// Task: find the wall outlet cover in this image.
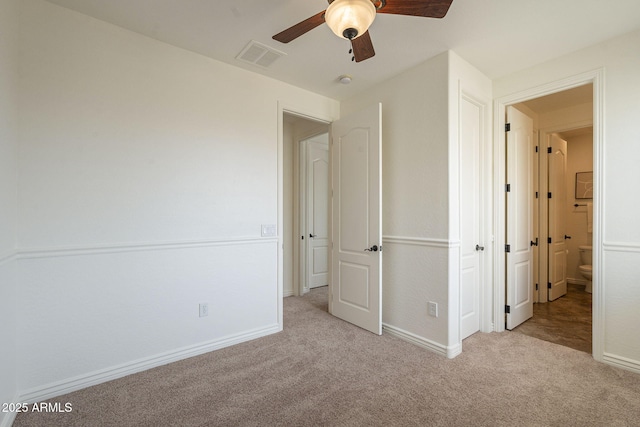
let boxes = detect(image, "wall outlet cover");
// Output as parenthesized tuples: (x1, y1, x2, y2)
(199, 303, 209, 317)
(428, 301, 438, 318)
(261, 224, 276, 237)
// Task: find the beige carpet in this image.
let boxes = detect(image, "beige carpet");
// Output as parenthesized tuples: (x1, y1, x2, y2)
(14, 287, 640, 427)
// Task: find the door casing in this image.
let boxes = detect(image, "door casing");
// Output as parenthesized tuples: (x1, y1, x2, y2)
(493, 69, 604, 360)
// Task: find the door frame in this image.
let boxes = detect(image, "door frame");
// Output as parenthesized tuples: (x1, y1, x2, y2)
(493, 69, 604, 360)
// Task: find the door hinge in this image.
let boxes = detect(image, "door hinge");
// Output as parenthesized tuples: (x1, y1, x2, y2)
(548, 237, 552, 244)
(548, 192, 552, 198)
(505, 244, 511, 253)
(547, 147, 552, 154)
(505, 305, 511, 314)
(505, 123, 511, 132)
(535, 146, 539, 153)
(548, 283, 552, 289)
(505, 184, 511, 192)
(535, 191, 539, 198)
(535, 283, 539, 291)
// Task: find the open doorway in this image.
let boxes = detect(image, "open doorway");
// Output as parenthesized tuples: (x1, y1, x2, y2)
(282, 112, 329, 297)
(280, 104, 383, 335)
(505, 84, 594, 353)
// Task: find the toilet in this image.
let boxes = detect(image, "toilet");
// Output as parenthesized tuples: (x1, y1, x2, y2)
(578, 245, 592, 293)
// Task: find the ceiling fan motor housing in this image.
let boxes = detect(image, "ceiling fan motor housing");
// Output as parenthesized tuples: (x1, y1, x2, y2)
(343, 28, 359, 39)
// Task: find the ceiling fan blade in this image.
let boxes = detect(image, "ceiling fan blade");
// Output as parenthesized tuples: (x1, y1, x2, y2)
(272, 11, 326, 43)
(352, 31, 375, 63)
(377, 0, 454, 18)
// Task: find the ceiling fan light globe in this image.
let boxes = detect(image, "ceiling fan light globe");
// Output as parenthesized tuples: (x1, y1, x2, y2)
(325, 0, 376, 40)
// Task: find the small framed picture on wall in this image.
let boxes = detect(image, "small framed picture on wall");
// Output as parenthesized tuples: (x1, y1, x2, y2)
(575, 171, 593, 199)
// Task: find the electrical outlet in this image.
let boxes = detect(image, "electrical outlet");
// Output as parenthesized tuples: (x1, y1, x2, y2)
(428, 301, 438, 318)
(199, 303, 209, 318)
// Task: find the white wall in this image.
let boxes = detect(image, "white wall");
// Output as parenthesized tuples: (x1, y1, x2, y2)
(0, 0, 19, 424)
(341, 51, 492, 357)
(494, 29, 640, 370)
(15, 0, 338, 399)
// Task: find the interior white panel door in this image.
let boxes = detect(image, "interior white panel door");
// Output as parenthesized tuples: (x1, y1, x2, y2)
(307, 140, 329, 289)
(548, 133, 568, 301)
(460, 96, 483, 340)
(506, 106, 534, 330)
(331, 103, 382, 335)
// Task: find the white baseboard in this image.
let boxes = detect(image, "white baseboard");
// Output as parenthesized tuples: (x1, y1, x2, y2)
(447, 343, 463, 359)
(567, 277, 587, 286)
(602, 353, 640, 375)
(17, 324, 281, 404)
(0, 393, 19, 427)
(382, 323, 458, 358)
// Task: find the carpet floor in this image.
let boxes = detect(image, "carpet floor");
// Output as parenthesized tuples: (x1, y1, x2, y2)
(14, 287, 640, 427)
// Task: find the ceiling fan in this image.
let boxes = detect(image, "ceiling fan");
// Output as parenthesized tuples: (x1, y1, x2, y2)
(272, 0, 454, 62)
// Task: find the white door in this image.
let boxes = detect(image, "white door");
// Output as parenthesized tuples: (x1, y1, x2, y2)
(505, 106, 534, 330)
(548, 133, 568, 301)
(307, 140, 329, 289)
(330, 103, 382, 335)
(460, 96, 483, 340)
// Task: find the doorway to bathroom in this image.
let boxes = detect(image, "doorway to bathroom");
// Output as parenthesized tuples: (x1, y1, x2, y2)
(507, 84, 594, 353)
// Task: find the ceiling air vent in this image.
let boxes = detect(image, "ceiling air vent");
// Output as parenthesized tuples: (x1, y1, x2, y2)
(236, 41, 286, 68)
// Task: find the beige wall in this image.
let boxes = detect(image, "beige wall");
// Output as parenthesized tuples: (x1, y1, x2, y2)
(565, 133, 594, 282)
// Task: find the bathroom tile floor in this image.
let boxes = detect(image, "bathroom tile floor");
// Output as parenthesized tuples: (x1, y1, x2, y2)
(512, 283, 592, 353)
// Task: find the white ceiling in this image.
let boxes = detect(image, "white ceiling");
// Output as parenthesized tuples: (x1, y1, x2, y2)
(44, 0, 640, 101)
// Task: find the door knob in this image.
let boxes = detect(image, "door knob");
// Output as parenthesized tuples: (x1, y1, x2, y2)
(364, 245, 379, 252)
(564, 235, 572, 240)
(530, 238, 538, 247)
(475, 244, 485, 251)
(309, 234, 317, 238)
